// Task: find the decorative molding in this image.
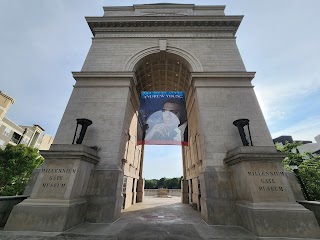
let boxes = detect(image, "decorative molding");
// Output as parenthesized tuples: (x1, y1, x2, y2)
(0, 91, 15, 104)
(224, 152, 285, 166)
(72, 72, 134, 88)
(159, 39, 167, 51)
(86, 18, 242, 36)
(191, 72, 256, 79)
(72, 71, 134, 80)
(138, 11, 189, 16)
(95, 32, 233, 39)
(224, 146, 285, 166)
(123, 46, 203, 72)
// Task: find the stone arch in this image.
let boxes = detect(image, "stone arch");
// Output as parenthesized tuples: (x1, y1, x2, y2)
(123, 45, 203, 72)
(133, 52, 191, 95)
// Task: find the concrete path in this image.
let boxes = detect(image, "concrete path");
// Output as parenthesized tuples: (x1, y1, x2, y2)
(0, 197, 318, 240)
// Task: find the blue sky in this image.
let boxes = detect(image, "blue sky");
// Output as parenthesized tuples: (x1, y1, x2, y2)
(1, 0, 319, 179)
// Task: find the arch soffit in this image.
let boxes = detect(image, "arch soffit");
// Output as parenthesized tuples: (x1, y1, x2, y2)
(124, 46, 204, 72)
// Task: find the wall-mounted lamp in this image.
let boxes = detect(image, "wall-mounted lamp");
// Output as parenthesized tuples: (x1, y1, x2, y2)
(72, 118, 93, 144)
(233, 119, 253, 146)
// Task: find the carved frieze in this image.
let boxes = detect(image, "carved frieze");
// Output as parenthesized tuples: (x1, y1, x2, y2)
(94, 32, 234, 39)
(87, 20, 241, 37)
(89, 20, 240, 29)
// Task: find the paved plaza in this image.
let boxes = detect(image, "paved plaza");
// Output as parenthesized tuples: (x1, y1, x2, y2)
(0, 196, 318, 240)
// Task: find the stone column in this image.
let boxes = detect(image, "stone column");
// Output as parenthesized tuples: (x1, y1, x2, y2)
(181, 179, 189, 204)
(136, 179, 144, 202)
(5, 144, 99, 232)
(136, 145, 144, 203)
(224, 146, 320, 238)
(51, 73, 135, 223)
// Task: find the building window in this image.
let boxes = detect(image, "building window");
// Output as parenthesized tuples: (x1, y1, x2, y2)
(122, 176, 128, 194)
(3, 127, 11, 137)
(0, 139, 5, 147)
(21, 137, 29, 145)
(10, 132, 21, 144)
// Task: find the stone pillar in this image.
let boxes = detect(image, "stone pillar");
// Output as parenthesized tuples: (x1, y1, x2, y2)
(224, 146, 320, 238)
(181, 179, 189, 204)
(199, 167, 238, 225)
(136, 179, 144, 202)
(5, 144, 99, 232)
(51, 73, 135, 223)
(85, 167, 124, 222)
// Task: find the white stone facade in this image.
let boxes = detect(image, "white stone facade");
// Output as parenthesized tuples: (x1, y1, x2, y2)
(7, 4, 319, 237)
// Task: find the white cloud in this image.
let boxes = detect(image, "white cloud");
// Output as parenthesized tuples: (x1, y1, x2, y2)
(254, 76, 320, 124)
(271, 115, 320, 142)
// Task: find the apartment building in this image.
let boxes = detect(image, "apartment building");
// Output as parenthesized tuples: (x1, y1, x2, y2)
(273, 134, 320, 156)
(0, 91, 53, 150)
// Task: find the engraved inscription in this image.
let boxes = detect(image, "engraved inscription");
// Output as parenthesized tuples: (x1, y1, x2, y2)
(248, 171, 285, 176)
(248, 171, 285, 192)
(41, 168, 76, 189)
(41, 168, 77, 173)
(258, 186, 284, 191)
(42, 182, 66, 188)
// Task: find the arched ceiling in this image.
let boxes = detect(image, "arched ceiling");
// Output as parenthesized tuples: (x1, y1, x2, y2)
(134, 53, 191, 95)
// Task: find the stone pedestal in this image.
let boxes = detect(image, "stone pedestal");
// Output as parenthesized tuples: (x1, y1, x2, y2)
(158, 188, 169, 198)
(4, 144, 99, 232)
(225, 146, 320, 238)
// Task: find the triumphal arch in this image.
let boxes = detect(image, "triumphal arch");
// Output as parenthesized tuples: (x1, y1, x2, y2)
(5, 4, 320, 238)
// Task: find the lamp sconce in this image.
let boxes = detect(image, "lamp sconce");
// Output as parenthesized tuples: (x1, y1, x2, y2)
(233, 118, 253, 146)
(72, 118, 93, 144)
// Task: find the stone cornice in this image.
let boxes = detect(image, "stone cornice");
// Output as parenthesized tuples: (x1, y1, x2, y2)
(72, 72, 134, 88)
(191, 72, 256, 80)
(191, 72, 256, 88)
(224, 146, 285, 166)
(103, 4, 226, 11)
(41, 144, 100, 165)
(86, 16, 242, 36)
(72, 71, 134, 80)
(0, 91, 15, 104)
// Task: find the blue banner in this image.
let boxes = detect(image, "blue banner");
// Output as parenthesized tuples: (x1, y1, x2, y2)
(137, 91, 188, 146)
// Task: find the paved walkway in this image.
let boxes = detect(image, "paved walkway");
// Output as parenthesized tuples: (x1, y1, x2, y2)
(0, 197, 318, 239)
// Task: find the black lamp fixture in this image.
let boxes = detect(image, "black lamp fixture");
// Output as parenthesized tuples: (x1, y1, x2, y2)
(72, 118, 93, 144)
(233, 118, 253, 146)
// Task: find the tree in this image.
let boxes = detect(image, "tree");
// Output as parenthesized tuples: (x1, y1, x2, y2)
(276, 141, 320, 200)
(298, 159, 320, 200)
(156, 177, 166, 188)
(145, 177, 183, 189)
(0, 144, 44, 196)
(145, 179, 157, 189)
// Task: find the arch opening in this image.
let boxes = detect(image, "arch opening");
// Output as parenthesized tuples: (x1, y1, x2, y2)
(121, 52, 197, 211)
(134, 52, 191, 96)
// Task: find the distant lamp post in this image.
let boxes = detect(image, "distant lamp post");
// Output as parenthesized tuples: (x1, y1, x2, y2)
(233, 119, 253, 146)
(289, 160, 310, 201)
(72, 118, 93, 144)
